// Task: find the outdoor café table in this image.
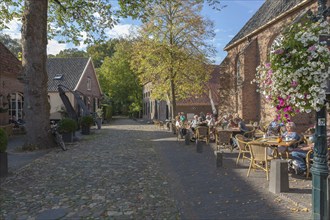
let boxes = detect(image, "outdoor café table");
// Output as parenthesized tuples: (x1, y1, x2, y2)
(254, 136, 297, 158)
(215, 127, 241, 151)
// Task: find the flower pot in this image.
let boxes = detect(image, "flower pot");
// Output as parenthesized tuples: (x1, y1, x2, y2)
(0, 152, 8, 177)
(81, 125, 90, 135)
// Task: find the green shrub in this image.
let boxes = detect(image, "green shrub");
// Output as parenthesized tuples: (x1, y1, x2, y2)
(103, 105, 112, 121)
(80, 115, 94, 127)
(0, 128, 8, 153)
(58, 118, 77, 133)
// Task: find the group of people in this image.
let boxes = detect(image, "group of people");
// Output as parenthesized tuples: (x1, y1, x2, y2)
(175, 111, 249, 143)
(174, 111, 328, 177)
(264, 117, 315, 176)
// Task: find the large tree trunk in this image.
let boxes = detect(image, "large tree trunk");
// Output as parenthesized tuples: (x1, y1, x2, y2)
(22, 0, 53, 149)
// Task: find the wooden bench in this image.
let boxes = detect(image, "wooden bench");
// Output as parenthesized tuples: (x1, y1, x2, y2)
(0, 124, 14, 137)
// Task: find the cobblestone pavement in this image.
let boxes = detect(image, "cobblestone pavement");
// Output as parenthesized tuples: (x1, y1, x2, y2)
(0, 117, 312, 219)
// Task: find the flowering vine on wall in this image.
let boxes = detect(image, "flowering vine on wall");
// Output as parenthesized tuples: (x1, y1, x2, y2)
(252, 15, 330, 122)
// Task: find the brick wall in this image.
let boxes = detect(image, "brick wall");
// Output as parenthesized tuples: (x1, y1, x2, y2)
(75, 59, 102, 112)
(221, 1, 319, 129)
(0, 43, 23, 125)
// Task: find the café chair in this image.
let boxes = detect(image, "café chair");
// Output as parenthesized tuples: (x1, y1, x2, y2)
(235, 134, 251, 165)
(243, 128, 256, 140)
(247, 142, 273, 180)
(196, 126, 209, 144)
(216, 130, 233, 151)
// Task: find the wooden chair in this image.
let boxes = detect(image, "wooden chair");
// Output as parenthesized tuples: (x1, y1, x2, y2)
(235, 134, 251, 165)
(196, 126, 209, 144)
(247, 142, 273, 180)
(216, 130, 233, 151)
(254, 129, 265, 139)
(243, 128, 255, 140)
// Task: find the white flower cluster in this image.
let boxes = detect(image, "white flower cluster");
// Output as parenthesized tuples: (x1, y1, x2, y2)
(254, 19, 330, 117)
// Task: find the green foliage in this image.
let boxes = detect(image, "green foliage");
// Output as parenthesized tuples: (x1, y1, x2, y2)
(48, 48, 88, 58)
(130, 1, 215, 118)
(80, 115, 94, 127)
(57, 118, 77, 133)
(0, 33, 22, 58)
(102, 104, 113, 121)
(0, 128, 8, 153)
(98, 39, 142, 116)
(87, 39, 119, 68)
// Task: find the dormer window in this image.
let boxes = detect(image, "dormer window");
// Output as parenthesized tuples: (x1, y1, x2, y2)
(87, 77, 91, 90)
(54, 74, 63, 80)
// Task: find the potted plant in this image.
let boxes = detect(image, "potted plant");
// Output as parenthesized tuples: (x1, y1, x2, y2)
(0, 128, 8, 177)
(95, 108, 103, 129)
(58, 118, 77, 142)
(80, 115, 94, 135)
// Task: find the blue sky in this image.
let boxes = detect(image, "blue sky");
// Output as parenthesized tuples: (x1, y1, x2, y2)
(202, 0, 265, 63)
(1, 0, 265, 64)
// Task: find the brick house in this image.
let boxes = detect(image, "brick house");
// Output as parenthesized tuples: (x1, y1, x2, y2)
(47, 57, 102, 120)
(219, 0, 326, 132)
(0, 42, 24, 126)
(142, 65, 220, 121)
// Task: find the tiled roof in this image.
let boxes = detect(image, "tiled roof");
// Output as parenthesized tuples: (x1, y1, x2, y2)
(225, 0, 305, 49)
(47, 57, 89, 92)
(177, 65, 220, 106)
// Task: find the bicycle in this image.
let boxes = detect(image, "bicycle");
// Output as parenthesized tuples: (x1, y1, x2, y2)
(50, 121, 67, 151)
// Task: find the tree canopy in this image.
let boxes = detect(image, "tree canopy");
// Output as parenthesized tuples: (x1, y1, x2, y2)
(130, 0, 216, 118)
(48, 48, 88, 58)
(98, 39, 142, 117)
(0, 33, 21, 57)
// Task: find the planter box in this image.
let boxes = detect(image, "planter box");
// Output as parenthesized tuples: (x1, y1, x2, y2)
(0, 152, 8, 177)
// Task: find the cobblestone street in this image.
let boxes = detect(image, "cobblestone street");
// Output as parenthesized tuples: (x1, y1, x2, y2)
(0, 117, 312, 219)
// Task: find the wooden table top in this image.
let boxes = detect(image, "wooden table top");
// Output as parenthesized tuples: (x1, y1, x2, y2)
(252, 137, 296, 147)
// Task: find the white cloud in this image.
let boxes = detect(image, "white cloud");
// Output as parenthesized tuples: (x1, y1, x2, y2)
(106, 24, 138, 38)
(1, 18, 21, 39)
(47, 39, 67, 55)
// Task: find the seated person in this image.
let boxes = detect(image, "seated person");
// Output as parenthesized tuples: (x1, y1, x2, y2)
(206, 114, 216, 140)
(179, 112, 186, 123)
(190, 115, 200, 131)
(215, 114, 229, 128)
(290, 136, 314, 175)
(175, 116, 185, 138)
(267, 115, 284, 136)
(278, 122, 301, 154)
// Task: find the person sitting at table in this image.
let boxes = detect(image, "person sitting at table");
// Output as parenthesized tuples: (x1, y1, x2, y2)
(215, 114, 229, 128)
(190, 114, 200, 131)
(277, 122, 301, 155)
(206, 113, 216, 140)
(289, 136, 315, 175)
(267, 115, 284, 136)
(175, 116, 186, 139)
(230, 113, 240, 127)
